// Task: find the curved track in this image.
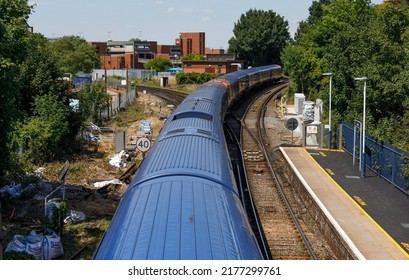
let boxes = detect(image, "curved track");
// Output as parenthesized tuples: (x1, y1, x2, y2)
(226, 82, 338, 260)
(136, 85, 188, 106)
(241, 84, 317, 259)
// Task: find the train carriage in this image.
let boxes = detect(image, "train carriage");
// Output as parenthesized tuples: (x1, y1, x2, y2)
(94, 65, 281, 260)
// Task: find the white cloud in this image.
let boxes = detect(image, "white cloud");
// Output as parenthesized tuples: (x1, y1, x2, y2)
(167, 7, 175, 13)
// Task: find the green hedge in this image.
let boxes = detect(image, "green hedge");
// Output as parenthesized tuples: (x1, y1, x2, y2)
(176, 72, 217, 85)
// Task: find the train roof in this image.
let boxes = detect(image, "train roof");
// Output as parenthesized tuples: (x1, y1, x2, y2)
(94, 176, 263, 260)
(131, 82, 236, 193)
(219, 64, 281, 83)
(93, 65, 280, 260)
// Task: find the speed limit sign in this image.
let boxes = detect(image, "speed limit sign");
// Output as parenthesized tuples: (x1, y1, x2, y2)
(136, 137, 151, 152)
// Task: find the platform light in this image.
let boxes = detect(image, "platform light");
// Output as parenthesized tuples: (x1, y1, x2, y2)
(323, 73, 333, 149)
(354, 77, 367, 178)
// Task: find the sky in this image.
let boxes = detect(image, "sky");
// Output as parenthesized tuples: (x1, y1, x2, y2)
(28, 0, 384, 50)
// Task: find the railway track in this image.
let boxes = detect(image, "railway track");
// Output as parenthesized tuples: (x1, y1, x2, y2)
(136, 85, 188, 106)
(226, 82, 337, 260)
(241, 84, 317, 260)
(141, 82, 336, 260)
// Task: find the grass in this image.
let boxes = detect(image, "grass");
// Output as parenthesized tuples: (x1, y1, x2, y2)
(61, 217, 112, 259)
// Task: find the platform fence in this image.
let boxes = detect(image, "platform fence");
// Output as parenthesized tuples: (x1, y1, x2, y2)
(341, 121, 409, 194)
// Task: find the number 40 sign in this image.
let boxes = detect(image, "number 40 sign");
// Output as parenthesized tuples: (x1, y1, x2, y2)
(136, 137, 151, 152)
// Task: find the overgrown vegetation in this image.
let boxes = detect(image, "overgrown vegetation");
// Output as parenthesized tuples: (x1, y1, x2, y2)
(281, 0, 409, 151)
(0, 0, 101, 184)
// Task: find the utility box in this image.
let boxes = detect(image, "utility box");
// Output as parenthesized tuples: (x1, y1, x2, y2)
(160, 77, 168, 87)
(304, 124, 323, 148)
(303, 101, 315, 123)
(294, 93, 305, 115)
(115, 131, 126, 153)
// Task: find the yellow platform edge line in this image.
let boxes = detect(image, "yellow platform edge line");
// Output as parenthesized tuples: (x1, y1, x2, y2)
(307, 148, 345, 153)
(304, 148, 409, 259)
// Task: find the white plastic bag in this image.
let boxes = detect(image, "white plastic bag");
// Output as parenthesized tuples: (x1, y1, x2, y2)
(5, 228, 64, 260)
(43, 229, 64, 260)
(5, 234, 26, 253)
(64, 210, 86, 224)
(25, 230, 44, 260)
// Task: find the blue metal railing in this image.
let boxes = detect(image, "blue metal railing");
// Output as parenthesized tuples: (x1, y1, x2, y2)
(341, 121, 409, 194)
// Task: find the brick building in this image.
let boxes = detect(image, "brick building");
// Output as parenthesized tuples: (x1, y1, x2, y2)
(183, 54, 244, 74)
(90, 31, 231, 71)
(178, 32, 205, 56)
(90, 40, 183, 69)
(205, 48, 225, 55)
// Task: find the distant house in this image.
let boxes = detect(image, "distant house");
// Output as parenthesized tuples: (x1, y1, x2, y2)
(182, 54, 244, 74)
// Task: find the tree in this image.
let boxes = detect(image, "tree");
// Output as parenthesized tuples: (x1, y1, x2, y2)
(17, 32, 64, 115)
(50, 35, 100, 75)
(0, 0, 33, 182)
(143, 57, 173, 72)
(228, 9, 290, 67)
(282, 0, 409, 151)
(17, 93, 70, 164)
(77, 81, 110, 125)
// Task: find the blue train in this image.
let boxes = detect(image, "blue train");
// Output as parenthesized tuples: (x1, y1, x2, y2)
(94, 65, 282, 260)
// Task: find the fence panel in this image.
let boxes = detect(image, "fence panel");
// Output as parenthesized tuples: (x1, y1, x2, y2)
(341, 121, 409, 193)
(101, 87, 136, 119)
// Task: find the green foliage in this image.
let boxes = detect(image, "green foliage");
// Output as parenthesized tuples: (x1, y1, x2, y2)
(17, 32, 64, 115)
(282, 0, 409, 151)
(49, 35, 100, 74)
(228, 9, 290, 67)
(16, 93, 70, 164)
(176, 72, 216, 85)
(143, 57, 173, 72)
(77, 81, 110, 125)
(45, 200, 68, 234)
(0, 0, 33, 183)
(401, 155, 409, 179)
(181, 53, 205, 61)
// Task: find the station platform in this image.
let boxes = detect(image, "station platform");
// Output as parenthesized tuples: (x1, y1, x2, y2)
(280, 147, 409, 260)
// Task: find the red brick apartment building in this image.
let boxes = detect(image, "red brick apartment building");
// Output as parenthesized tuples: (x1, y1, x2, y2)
(90, 32, 241, 73)
(177, 32, 205, 55)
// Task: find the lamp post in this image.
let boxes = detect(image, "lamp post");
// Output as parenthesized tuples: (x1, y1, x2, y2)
(354, 77, 367, 178)
(323, 72, 333, 149)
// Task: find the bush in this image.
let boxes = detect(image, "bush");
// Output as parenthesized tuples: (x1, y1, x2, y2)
(176, 72, 216, 85)
(16, 93, 70, 164)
